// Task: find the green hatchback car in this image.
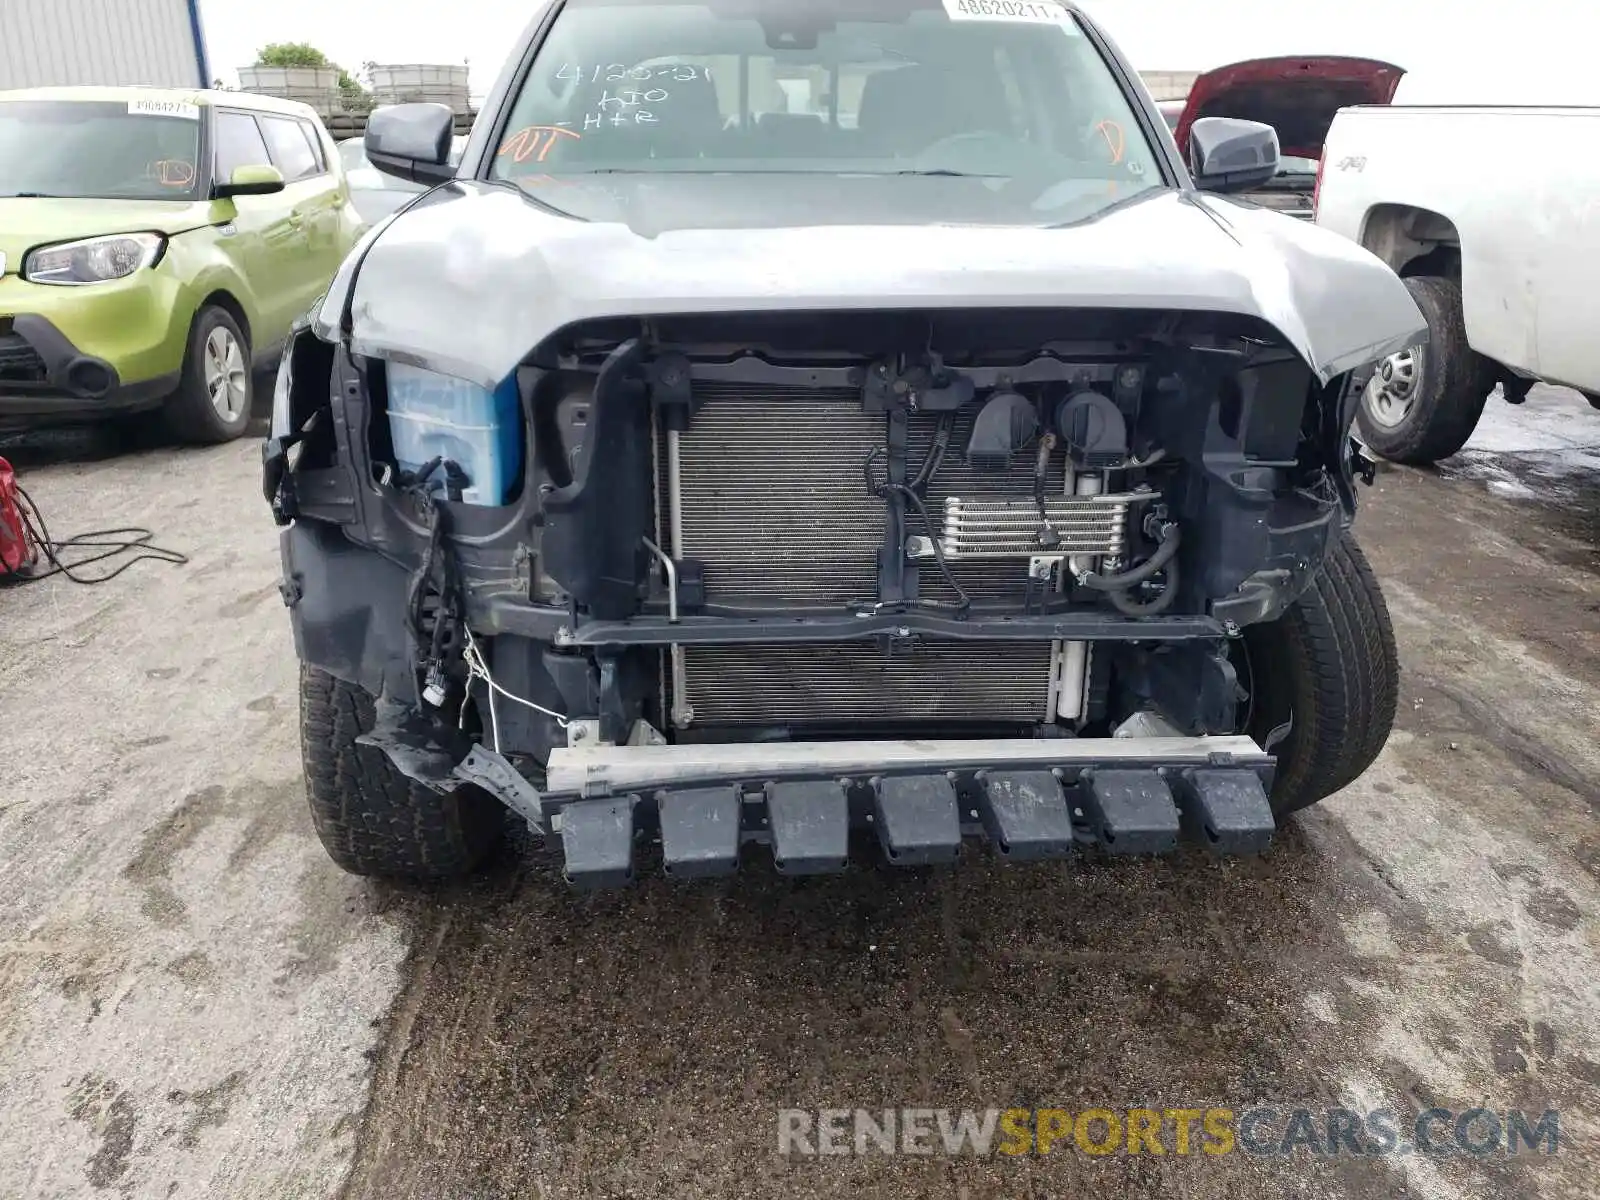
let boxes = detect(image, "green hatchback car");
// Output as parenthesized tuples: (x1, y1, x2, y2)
(0, 87, 364, 442)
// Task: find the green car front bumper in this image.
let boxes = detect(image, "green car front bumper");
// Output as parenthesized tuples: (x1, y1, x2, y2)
(0, 270, 194, 428)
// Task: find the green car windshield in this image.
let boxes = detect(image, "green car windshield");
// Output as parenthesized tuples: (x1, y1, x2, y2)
(0, 100, 203, 201)
(488, 0, 1163, 225)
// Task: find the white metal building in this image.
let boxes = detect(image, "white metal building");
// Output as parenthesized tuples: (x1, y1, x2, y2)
(1139, 71, 1199, 102)
(0, 0, 211, 91)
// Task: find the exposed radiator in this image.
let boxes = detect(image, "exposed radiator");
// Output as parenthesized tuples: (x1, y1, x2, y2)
(682, 641, 1055, 724)
(667, 384, 882, 606)
(658, 383, 1099, 727)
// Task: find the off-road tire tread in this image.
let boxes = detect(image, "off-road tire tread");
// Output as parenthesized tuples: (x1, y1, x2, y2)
(1243, 529, 1399, 817)
(1315, 536, 1379, 791)
(1356, 275, 1491, 465)
(1322, 535, 1400, 795)
(164, 305, 251, 446)
(299, 666, 504, 880)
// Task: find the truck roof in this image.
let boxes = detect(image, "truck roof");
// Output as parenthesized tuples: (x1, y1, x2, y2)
(0, 85, 322, 120)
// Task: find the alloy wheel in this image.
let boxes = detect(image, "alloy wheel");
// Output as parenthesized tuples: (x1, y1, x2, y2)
(204, 326, 248, 422)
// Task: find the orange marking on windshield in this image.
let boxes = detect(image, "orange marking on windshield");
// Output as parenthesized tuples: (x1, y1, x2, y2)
(1095, 120, 1125, 165)
(155, 159, 196, 187)
(498, 125, 581, 165)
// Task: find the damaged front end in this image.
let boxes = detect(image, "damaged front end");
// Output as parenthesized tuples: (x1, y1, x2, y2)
(266, 296, 1378, 884)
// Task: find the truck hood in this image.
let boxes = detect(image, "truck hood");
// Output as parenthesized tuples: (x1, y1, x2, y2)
(0, 197, 221, 266)
(319, 177, 1424, 389)
(1173, 57, 1405, 160)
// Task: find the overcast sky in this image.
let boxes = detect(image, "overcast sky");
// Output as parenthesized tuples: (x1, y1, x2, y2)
(197, 0, 1597, 106)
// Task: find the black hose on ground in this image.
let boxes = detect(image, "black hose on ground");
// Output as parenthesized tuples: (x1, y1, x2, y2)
(1, 478, 187, 585)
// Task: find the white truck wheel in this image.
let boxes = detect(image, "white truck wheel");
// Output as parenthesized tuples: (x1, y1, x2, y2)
(1357, 275, 1494, 465)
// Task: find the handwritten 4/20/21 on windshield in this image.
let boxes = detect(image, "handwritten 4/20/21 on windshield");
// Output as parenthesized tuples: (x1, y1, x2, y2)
(556, 63, 710, 84)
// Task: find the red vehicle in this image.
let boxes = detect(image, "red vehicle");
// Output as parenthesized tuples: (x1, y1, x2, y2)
(1161, 57, 1405, 218)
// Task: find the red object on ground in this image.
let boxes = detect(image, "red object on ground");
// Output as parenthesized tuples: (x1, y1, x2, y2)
(0, 456, 39, 578)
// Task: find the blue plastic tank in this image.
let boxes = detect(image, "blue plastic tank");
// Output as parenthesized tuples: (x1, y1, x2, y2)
(385, 363, 523, 506)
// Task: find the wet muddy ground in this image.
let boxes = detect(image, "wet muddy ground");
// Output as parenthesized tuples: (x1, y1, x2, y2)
(1, 386, 1595, 1199)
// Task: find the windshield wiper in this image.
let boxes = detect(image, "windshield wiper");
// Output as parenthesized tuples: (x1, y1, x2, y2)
(567, 168, 843, 176)
(892, 169, 1001, 178)
(1, 192, 68, 198)
(552, 168, 1005, 178)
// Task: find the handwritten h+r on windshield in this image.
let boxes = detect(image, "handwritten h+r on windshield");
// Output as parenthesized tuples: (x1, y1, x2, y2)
(586, 87, 670, 130)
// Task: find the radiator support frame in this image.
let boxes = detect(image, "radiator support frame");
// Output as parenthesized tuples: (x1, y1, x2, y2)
(649, 377, 1168, 729)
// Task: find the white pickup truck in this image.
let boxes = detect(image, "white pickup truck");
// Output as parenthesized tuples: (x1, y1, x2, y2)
(1316, 105, 1600, 463)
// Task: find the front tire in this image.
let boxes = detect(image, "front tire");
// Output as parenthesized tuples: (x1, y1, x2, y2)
(299, 666, 506, 881)
(1356, 274, 1492, 465)
(163, 305, 253, 445)
(1238, 529, 1399, 818)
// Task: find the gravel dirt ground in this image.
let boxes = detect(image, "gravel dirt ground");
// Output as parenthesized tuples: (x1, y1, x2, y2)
(0, 386, 1595, 1199)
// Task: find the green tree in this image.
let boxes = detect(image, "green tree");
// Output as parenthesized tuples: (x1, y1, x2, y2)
(255, 42, 368, 108)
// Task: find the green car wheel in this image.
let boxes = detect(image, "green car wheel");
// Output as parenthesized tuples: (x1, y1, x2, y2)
(164, 305, 252, 444)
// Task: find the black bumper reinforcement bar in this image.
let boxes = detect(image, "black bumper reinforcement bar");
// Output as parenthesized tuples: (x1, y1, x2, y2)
(523, 736, 1277, 887)
(476, 606, 1228, 647)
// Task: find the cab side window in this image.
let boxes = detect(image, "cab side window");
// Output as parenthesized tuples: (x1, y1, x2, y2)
(214, 110, 272, 180)
(259, 115, 321, 182)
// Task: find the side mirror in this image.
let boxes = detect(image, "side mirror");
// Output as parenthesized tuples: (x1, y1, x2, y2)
(215, 163, 285, 198)
(1188, 117, 1280, 194)
(365, 103, 456, 186)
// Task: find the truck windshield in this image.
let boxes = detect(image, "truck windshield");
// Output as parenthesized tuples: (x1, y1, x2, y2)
(489, 0, 1163, 224)
(0, 100, 203, 201)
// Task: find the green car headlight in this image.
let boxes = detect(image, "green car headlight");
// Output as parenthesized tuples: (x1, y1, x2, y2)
(24, 232, 165, 286)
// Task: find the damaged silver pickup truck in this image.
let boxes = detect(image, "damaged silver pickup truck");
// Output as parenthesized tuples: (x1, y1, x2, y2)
(263, 0, 1423, 887)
